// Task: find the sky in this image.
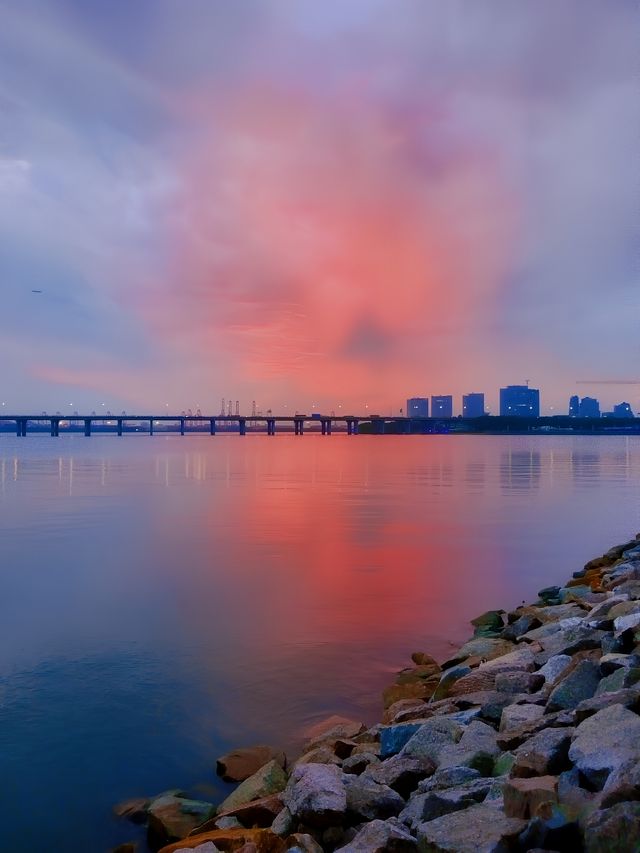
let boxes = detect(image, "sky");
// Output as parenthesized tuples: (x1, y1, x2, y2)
(0, 0, 638, 415)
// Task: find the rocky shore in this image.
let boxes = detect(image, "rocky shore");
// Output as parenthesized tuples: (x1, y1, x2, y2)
(114, 534, 640, 853)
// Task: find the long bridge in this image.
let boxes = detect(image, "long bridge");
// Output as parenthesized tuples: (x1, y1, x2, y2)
(1, 414, 639, 437)
(3, 414, 365, 436)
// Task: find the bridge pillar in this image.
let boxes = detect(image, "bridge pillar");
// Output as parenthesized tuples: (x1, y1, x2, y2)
(321, 420, 326, 435)
(180, 418, 185, 436)
(267, 419, 275, 435)
(239, 418, 246, 435)
(117, 419, 123, 436)
(210, 419, 216, 435)
(353, 419, 359, 435)
(16, 419, 23, 436)
(296, 419, 304, 435)
(50, 419, 59, 437)
(326, 419, 332, 435)
(149, 419, 154, 436)
(84, 419, 91, 437)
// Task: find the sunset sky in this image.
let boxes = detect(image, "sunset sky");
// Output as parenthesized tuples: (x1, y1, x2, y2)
(1, 0, 637, 414)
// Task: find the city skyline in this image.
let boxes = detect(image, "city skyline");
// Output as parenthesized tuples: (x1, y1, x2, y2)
(0, 1, 637, 413)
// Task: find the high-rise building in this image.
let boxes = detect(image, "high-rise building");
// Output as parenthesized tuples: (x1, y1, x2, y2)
(462, 393, 485, 418)
(499, 385, 540, 417)
(579, 397, 600, 418)
(431, 395, 453, 418)
(569, 395, 580, 417)
(613, 402, 634, 418)
(407, 397, 429, 417)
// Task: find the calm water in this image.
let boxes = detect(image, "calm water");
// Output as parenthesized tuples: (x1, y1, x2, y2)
(0, 434, 639, 851)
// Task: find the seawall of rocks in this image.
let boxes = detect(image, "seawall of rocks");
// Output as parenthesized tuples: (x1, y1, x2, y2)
(115, 534, 640, 853)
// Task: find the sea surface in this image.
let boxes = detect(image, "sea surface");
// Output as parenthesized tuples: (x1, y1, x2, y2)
(0, 433, 639, 851)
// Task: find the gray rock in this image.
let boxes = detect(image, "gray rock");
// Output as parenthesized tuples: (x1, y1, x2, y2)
(365, 754, 435, 797)
(336, 817, 417, 851)
(512, 727, 573, 778)
(271, 804, 294, 836)
(612, 579, 640, 600)
(341, 752, 379, 775)
(284, 763, 347, 827)
(584, 802, 640, 853)
(614, 611, 640, 635)
(537, 654, 572, 686)
(416, 802, 526, 852)
(499, 702, 545, 733)
(418, 765, 481, 792)
(447, 637, 515, 666)
(595, 667, 627, 695)
(400, 777, 494, 829)
(601, 757, 640, 808)
(500, 613, 541, 642)
(574, 685, 640, 723)
(399, 717, 464, 764)
(344, 773, 405, 821)
(476, 645, 537, 674)
(534, 603, 586, 623)
(585, 594, 630, 625)
(536, 625, 605, 662)
(217, 759, 288, 813)
(495, 671, 544, 694)
(569, 703, 640, 789)
(437, 720, 499, 775)
(599, 652, 640, 674)
(546, 660, 601, 712)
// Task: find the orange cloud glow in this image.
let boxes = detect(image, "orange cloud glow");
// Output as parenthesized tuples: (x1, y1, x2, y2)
(142, 82, 520, 409)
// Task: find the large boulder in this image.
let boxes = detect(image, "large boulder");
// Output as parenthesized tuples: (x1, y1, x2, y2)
(568, 703, 640, 789)
(147, 796, 216, 850)
(399, 717, 464, 765)
(217, 761, 288, 814)
(449, 638, 515, 664)
(343, 774, 405, 821)
(283, 764, 347, 828)
(512, 727, 573, 778)
(601, 757, 640, 808)
(400, 777, 494, 829)
(365, 755, 435, 798)
(436, 720, 499, 774)
(584, 802, 640, 853)
(216, 747, 286, 783)
(503, 775, 558, 820)
(546, 660, 601, 712)
(416, 802, 526, 852)
(498, 702, 544, 733)
(336, 817, 417, 851)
